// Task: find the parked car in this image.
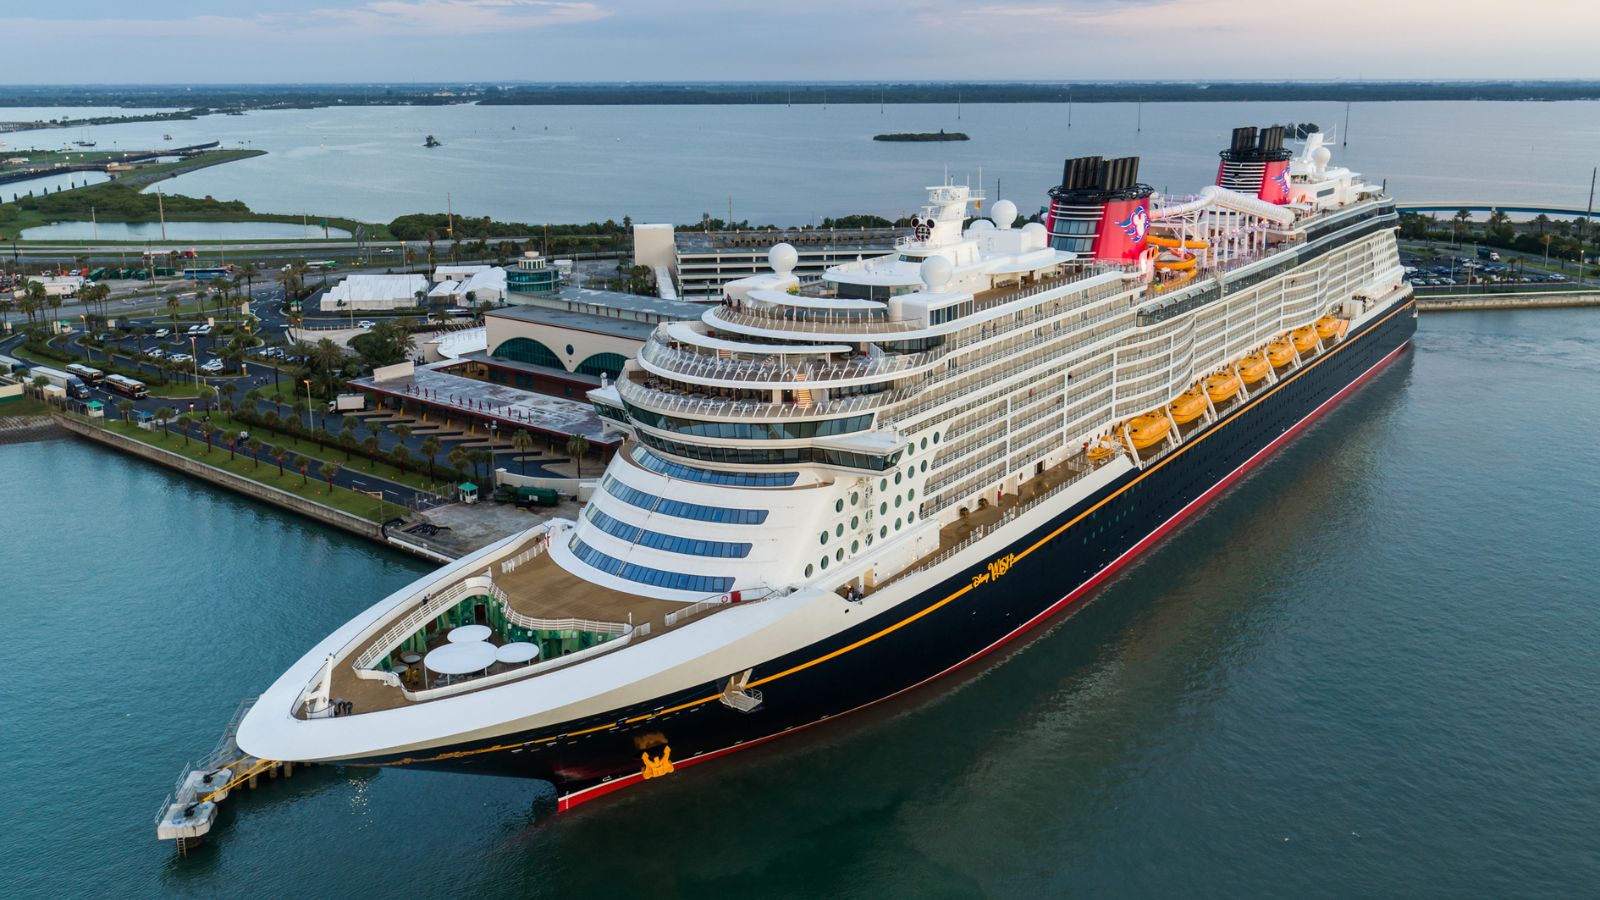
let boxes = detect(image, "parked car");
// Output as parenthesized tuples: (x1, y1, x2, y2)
(152, 328, 170, 338)
(357, 320, 375, 329)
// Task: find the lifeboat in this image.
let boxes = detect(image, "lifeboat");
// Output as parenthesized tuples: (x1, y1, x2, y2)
(1267, 338, 1296, 367)
(1238, 354, 1269, 384)
(1291, 326, 1318, 352)
(1086, 439, 1116, 462)
(1316, 316, 1346, 340)
(1126, 412, 1171, 449)
(1168, 388, 1207, 425)
(1205, 371, 1240, 403)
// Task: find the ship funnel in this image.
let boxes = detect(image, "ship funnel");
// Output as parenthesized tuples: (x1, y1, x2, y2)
(1045, 155, 1153, 262)
(1216, 124, 1294, 204)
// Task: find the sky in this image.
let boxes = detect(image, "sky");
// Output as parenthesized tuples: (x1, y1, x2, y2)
(5, 0, 1600, 84)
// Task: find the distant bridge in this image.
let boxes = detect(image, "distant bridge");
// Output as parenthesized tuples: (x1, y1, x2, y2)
(1396, 202, 1595, 220)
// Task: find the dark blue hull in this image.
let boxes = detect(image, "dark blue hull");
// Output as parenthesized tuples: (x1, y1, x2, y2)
(354, 295, 1418, 810)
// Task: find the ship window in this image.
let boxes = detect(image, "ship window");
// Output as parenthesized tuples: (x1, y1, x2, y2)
(880, 478, 888, 491)
(851, 540, 859, 554)
(880, 502, 888, 515)
(805, 564, 814, 578)
(895, 518, 903, 531)
(820, 556, 829, 571)
(894, 495, 902, 508)
(821, 531, 829, 545)
(851, 516, 859, 529)
(601, 475, 768, 525)
(835, 499, 844, 513)
(880, 526, 888, 538)
(894, 472, 902, 485)
(850, 491, 860, 505)
(907, 489, 915, 500)
(835, 524, 844, 537)
(630, 446, 799, 487)
(933, 432, 940, 443)
(570, 540, 733, 594)
(585, 506, 752, 558)
(835, 549, 844, 562)
(920, 437, 928, 450)
(920, 461, 928, 473)
(907, 512, 916, 523)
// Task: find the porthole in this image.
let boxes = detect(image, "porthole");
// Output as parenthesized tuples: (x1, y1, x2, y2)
(933, 432, 940, 444)
(920, 437, 928, 450)
(805, 564, 814, 578)
(906, 467, 915, 480)
(880, 502, 888, 515)
(880, 478, 888, 491)
(894, 517, 903, 531)
(565, 343, 575, 356)
(908, 489, 915, 500)
(850, 491, 859, 505)
(907, 512, 916, 523)
(894, 495, 902, 508)
(906, 443, 914, 457)
(835, 548, 844, 562)
(820, 556, 829, 570)
(894, 472, 902, 485)
(851, 540, 859, 554)
(880, 526, 888, 538)
(920, 460, 927, 473)
(835, 524, 844, 537)
(820, 531, 829, 546)
(835, 499, 844, 513)
(851, 516, 860, 529)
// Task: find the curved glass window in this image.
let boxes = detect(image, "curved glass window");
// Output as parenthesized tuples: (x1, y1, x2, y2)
(634, 430, 901, 471)
(576, 352, 629, 379)
(601, 475, 767, 524)
(835, 499, 844, 513)
(805, 564, 814, 578)
(624, 400, 872, 441)
(630, 446, 797, 487)
(585, 506, 751, 558)
(493, 337, 564, 369)
(570, 539, 733, 594)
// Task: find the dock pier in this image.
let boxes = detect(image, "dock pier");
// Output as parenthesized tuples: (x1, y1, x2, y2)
(154, 696, 300, 857)
(1416, 290, 1600, 312)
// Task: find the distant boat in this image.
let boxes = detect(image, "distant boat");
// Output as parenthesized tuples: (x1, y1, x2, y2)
(424, 134, 442, 148)
(163, 134, 173, 141)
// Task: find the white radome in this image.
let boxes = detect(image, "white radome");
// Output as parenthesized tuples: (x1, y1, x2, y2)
(1020, 221, 1048, 250)
(991, 199, 1018, 229)
(769, 242, 798, 276)
(919, 255, 954, 292)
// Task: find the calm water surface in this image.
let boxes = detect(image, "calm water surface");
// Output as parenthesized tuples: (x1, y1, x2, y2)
(3, 101, 1598, 224)
(18, 220, 354, 241)
(3, 310, 1598, 898)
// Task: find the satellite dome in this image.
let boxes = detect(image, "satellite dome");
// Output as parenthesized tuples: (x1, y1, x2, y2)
(1020, 221, 1048, 251)
(920, 255, 954, 292)
(1312, 146, 1332, 173)
(968, 219, 995, 234)
(768, 242, 798, 276)
(991, 199, 1018, 229)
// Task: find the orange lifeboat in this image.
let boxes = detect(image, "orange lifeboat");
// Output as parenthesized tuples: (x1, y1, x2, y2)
(1168, 387, 1207, 425)
(1316, 315, 1346, 340)
(1238, 354, 1269, 384)
(1291, 326, 1318, 352)
(1086, 438, 1117, 462)
(1127, 412, 1171, 449)
(1267, 338, 1296, 367)
(1205, 371, 1241, 403)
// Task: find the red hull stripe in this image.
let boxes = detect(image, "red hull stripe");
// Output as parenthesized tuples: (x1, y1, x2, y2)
(559, 323, 1412, 812)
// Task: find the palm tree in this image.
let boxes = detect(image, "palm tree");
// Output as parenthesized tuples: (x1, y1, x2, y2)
(165, 293, 182, 333)
(155, 406, 176, 440)
(117, 398, 134, 424)
(469, 449, 491, 485)
(448, 447, 469, 482)
(246, 437, 263, 468)
(220, 380, 237, 412)
(362, 434, 380, 471)
(419, 435, 442, 480)
(321, 460, 342, 493)
(271, 444, 287, 476)
(565, 434, 590, 476)
(223, 429, 239, 461)
(294, 454, 309, 486)
(243, 387, 262, 416)
(197, 384, 217, 414)
(291, 397, 309, 432)
(199, 420, 214, 454)
(511, 429, 534, 475)
(263, 410, 281, 435)
(391, 444, 411, 476)
(340, 417, 358, 459)
(176, 413, 194, 445)
(391, 423, 412, 446)
(238, 261, 260, 305)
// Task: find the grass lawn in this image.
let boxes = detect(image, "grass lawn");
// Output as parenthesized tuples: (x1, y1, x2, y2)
(205, 412, 453, 494)
(104, 419, 390, 522)
(0, 396, 52, 417)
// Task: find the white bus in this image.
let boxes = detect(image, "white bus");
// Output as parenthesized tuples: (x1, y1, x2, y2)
(103, 374, 149, 399)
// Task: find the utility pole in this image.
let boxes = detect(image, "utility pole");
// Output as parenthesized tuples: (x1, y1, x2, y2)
(1343, 101, 1351, 146)
(157, 189, 166, 242)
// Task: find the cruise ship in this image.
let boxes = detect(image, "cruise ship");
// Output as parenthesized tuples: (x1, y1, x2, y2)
(238, 127, 1416, 811)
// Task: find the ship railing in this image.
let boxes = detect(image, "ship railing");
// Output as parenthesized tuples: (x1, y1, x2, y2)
(352, 578, 489, 678)
(662, 587, 778, 628)
(918, 448, 1108, 572)
(618, 374, 921, 420)
(708, 305, 924, 335)
(499, 529, 553, 574)
(641, 338, 944, 384)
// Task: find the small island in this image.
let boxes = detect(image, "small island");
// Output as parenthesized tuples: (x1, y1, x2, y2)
(423, 134, 442, 148)
(873, 130, 969, 142)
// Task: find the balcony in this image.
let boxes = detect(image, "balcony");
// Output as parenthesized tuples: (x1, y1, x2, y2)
(617, 371, 922, 421)
(638, 337, 945, 387)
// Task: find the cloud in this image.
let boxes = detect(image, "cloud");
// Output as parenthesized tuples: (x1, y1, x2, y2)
(6, 0, 609, 42)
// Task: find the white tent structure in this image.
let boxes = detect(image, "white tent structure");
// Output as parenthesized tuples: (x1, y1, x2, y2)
(324, 274, 429, 311)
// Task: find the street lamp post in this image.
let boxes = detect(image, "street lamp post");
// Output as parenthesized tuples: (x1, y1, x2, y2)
(189, 335, 199, 388)
(304, 378, 315, 432)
